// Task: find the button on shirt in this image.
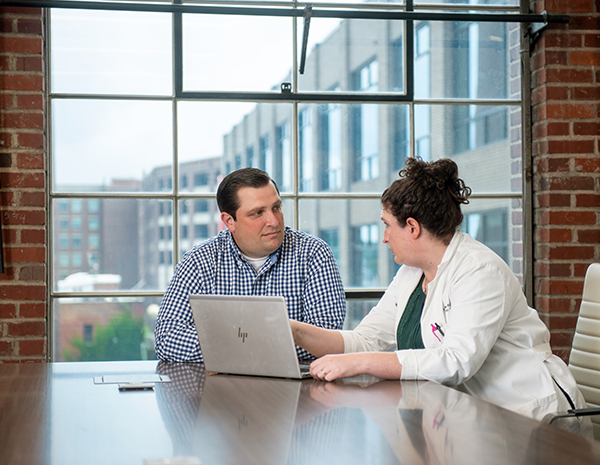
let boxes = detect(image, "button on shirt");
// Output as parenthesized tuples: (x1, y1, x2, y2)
(155, 226, 347, 362)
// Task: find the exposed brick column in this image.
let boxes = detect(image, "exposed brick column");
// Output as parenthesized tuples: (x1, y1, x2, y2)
(0, 7, 47, 362)
(530, 0, 600, 362)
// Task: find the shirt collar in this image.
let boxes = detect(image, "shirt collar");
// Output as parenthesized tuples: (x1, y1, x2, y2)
(225, 229, 284, 271)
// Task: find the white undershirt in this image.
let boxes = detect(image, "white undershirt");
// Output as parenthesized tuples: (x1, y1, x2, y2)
(242, 254, 269, 272)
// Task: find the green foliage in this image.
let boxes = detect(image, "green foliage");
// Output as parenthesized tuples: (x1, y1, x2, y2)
(63, 308, 145, 362)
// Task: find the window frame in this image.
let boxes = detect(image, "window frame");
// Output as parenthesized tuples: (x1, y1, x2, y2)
(43, 0, 552, 360)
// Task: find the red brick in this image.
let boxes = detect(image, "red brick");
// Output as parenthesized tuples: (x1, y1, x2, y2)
(0, 132, 11, 148)
(17, 152, 44, 169)
(545, 68, 593, 84)
(18, 265, 45, 282)
(536, 193, 571, 207)
(539, 176, 595, 191)
(545, 103, 596, 119)
(572, 86, 600, 100)
(20, 229, 45, 244)
(0, 113, 44, 130)
(14, 56, 43, 72)
(549, 210, 597, 225)
(0, 303, 17, 318)
(0, 7, 42, 15)
(574, 158, 600, 172)
(17, 94, 44, 110)
(577, 229, 600, 243)
(574, 264, 591, 277)
(569, 16, 600, 31)
(19, 339, 45, 356)
(4, 246, 45, 263)
(1, 172, 45, 189)
(20, 303, 45, 318)
(1, 210, 45, 226)
(0, 54, 9, 71)
(584, 34, 600, 47)
(538, 278, 584, 295)
(546, 314, 580, 330)
(0, 75, 43, 92)
(535, 227, 572, 242)
(536, 297, 573, 314)
(0, 36, 42, 54)
(549, 332, 574, 348)
(542, 33, 583, 48)
(0, 285, 45, 301)
(573, 122, 600, 135)
(16, 19, 42, 35)
(576, 193, 600, 207)
(0, 93, 13, 109)
(547, 245, 595, 260)
(17, 133, 43, 148)
(535, 158, 570, 173)
(545, 0, 593, 13)
(20, 191, 45, 207)
(0, 341, 13, 356)
(8, 321, 45, 337)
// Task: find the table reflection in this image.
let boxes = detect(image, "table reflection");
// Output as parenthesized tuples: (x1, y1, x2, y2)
(155, 362, 600, 465)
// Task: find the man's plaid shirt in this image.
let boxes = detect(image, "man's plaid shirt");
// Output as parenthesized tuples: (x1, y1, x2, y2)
(155, 227, 346, 362)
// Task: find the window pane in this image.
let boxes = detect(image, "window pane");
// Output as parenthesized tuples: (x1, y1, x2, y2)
(298, 18, 405, 93)
(52, 100, 173, 192)
(53, 199, 174, 292)
(420, 104, 520, 193)
(178, 198, 221, 260)
(461, 198, 523, 280)
(344, 300, 380, 330)
(299, 198, 396, 289)
(416, 20, 519, 100)
(217, 102, 294, 192)
(53, 297, 161, 362)
(182, 14, 293, 92)
(50, 9, 172, 95)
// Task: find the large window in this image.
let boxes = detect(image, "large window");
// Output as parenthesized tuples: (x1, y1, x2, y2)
(49, 0, 524, 361)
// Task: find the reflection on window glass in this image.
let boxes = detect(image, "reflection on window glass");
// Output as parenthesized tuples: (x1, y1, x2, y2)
(319, 91, 342, 191)
(276, 121, 291, 192)
(464, 209, 509, 263)
(320, 228, 340, 262)
(352, 60, 379, 181)
(352, 224, 379, 287)
(53, 297, 161, 361)
(299, 107, 313, 192)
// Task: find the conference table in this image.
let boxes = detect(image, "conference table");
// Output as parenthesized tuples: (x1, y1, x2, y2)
(1, 360, 599, 465)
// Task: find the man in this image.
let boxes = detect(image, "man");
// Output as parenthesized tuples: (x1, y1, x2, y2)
(155, 167, 346, 362)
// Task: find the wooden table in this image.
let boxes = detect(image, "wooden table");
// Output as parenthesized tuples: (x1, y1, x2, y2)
(1, 360, 599, 465)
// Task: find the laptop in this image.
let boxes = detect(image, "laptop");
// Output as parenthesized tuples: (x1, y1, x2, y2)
(189, 294, 312, 379)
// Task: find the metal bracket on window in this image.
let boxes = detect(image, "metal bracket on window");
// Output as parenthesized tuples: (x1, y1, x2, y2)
(299, 5, 312, 75)
(527, 10, 551, 46)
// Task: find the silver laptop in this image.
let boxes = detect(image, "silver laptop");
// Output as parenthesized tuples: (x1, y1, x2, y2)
(189, 294, 312, 379)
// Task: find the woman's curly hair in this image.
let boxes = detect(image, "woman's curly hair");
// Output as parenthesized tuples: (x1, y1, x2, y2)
(381, 157, 471, 244)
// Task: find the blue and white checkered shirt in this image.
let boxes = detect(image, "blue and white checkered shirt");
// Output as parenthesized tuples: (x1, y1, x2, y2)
(155, 227, 346, 362)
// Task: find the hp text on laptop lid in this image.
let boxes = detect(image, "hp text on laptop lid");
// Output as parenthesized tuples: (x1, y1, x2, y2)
(189, 294, 311, 379)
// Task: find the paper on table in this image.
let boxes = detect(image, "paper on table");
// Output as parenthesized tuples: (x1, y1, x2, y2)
(93, 374, 171, 384)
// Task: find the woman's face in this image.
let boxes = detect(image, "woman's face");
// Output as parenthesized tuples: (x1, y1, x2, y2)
(381, 208, 415, 266)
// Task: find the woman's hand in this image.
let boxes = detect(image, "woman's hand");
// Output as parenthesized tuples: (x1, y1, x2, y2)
(310, 352, 403, 381)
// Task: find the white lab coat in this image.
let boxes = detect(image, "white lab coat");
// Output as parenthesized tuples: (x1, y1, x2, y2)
(341, 231, 588, 420)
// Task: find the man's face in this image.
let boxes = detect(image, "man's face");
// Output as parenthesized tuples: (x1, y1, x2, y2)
(221, 182, 285, 258)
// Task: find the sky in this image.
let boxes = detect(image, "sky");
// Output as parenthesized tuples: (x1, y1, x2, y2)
(50, 7, 341, 187)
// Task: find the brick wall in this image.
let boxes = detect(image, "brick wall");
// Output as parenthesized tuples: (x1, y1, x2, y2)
(530, 0, 600, 362)
(0, 7, 46, 362)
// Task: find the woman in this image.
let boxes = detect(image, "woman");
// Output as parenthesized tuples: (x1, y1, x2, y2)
(291, 157, 589, 427)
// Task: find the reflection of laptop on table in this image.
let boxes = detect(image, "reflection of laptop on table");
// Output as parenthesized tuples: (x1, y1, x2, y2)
(190, 294, 312, 379)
